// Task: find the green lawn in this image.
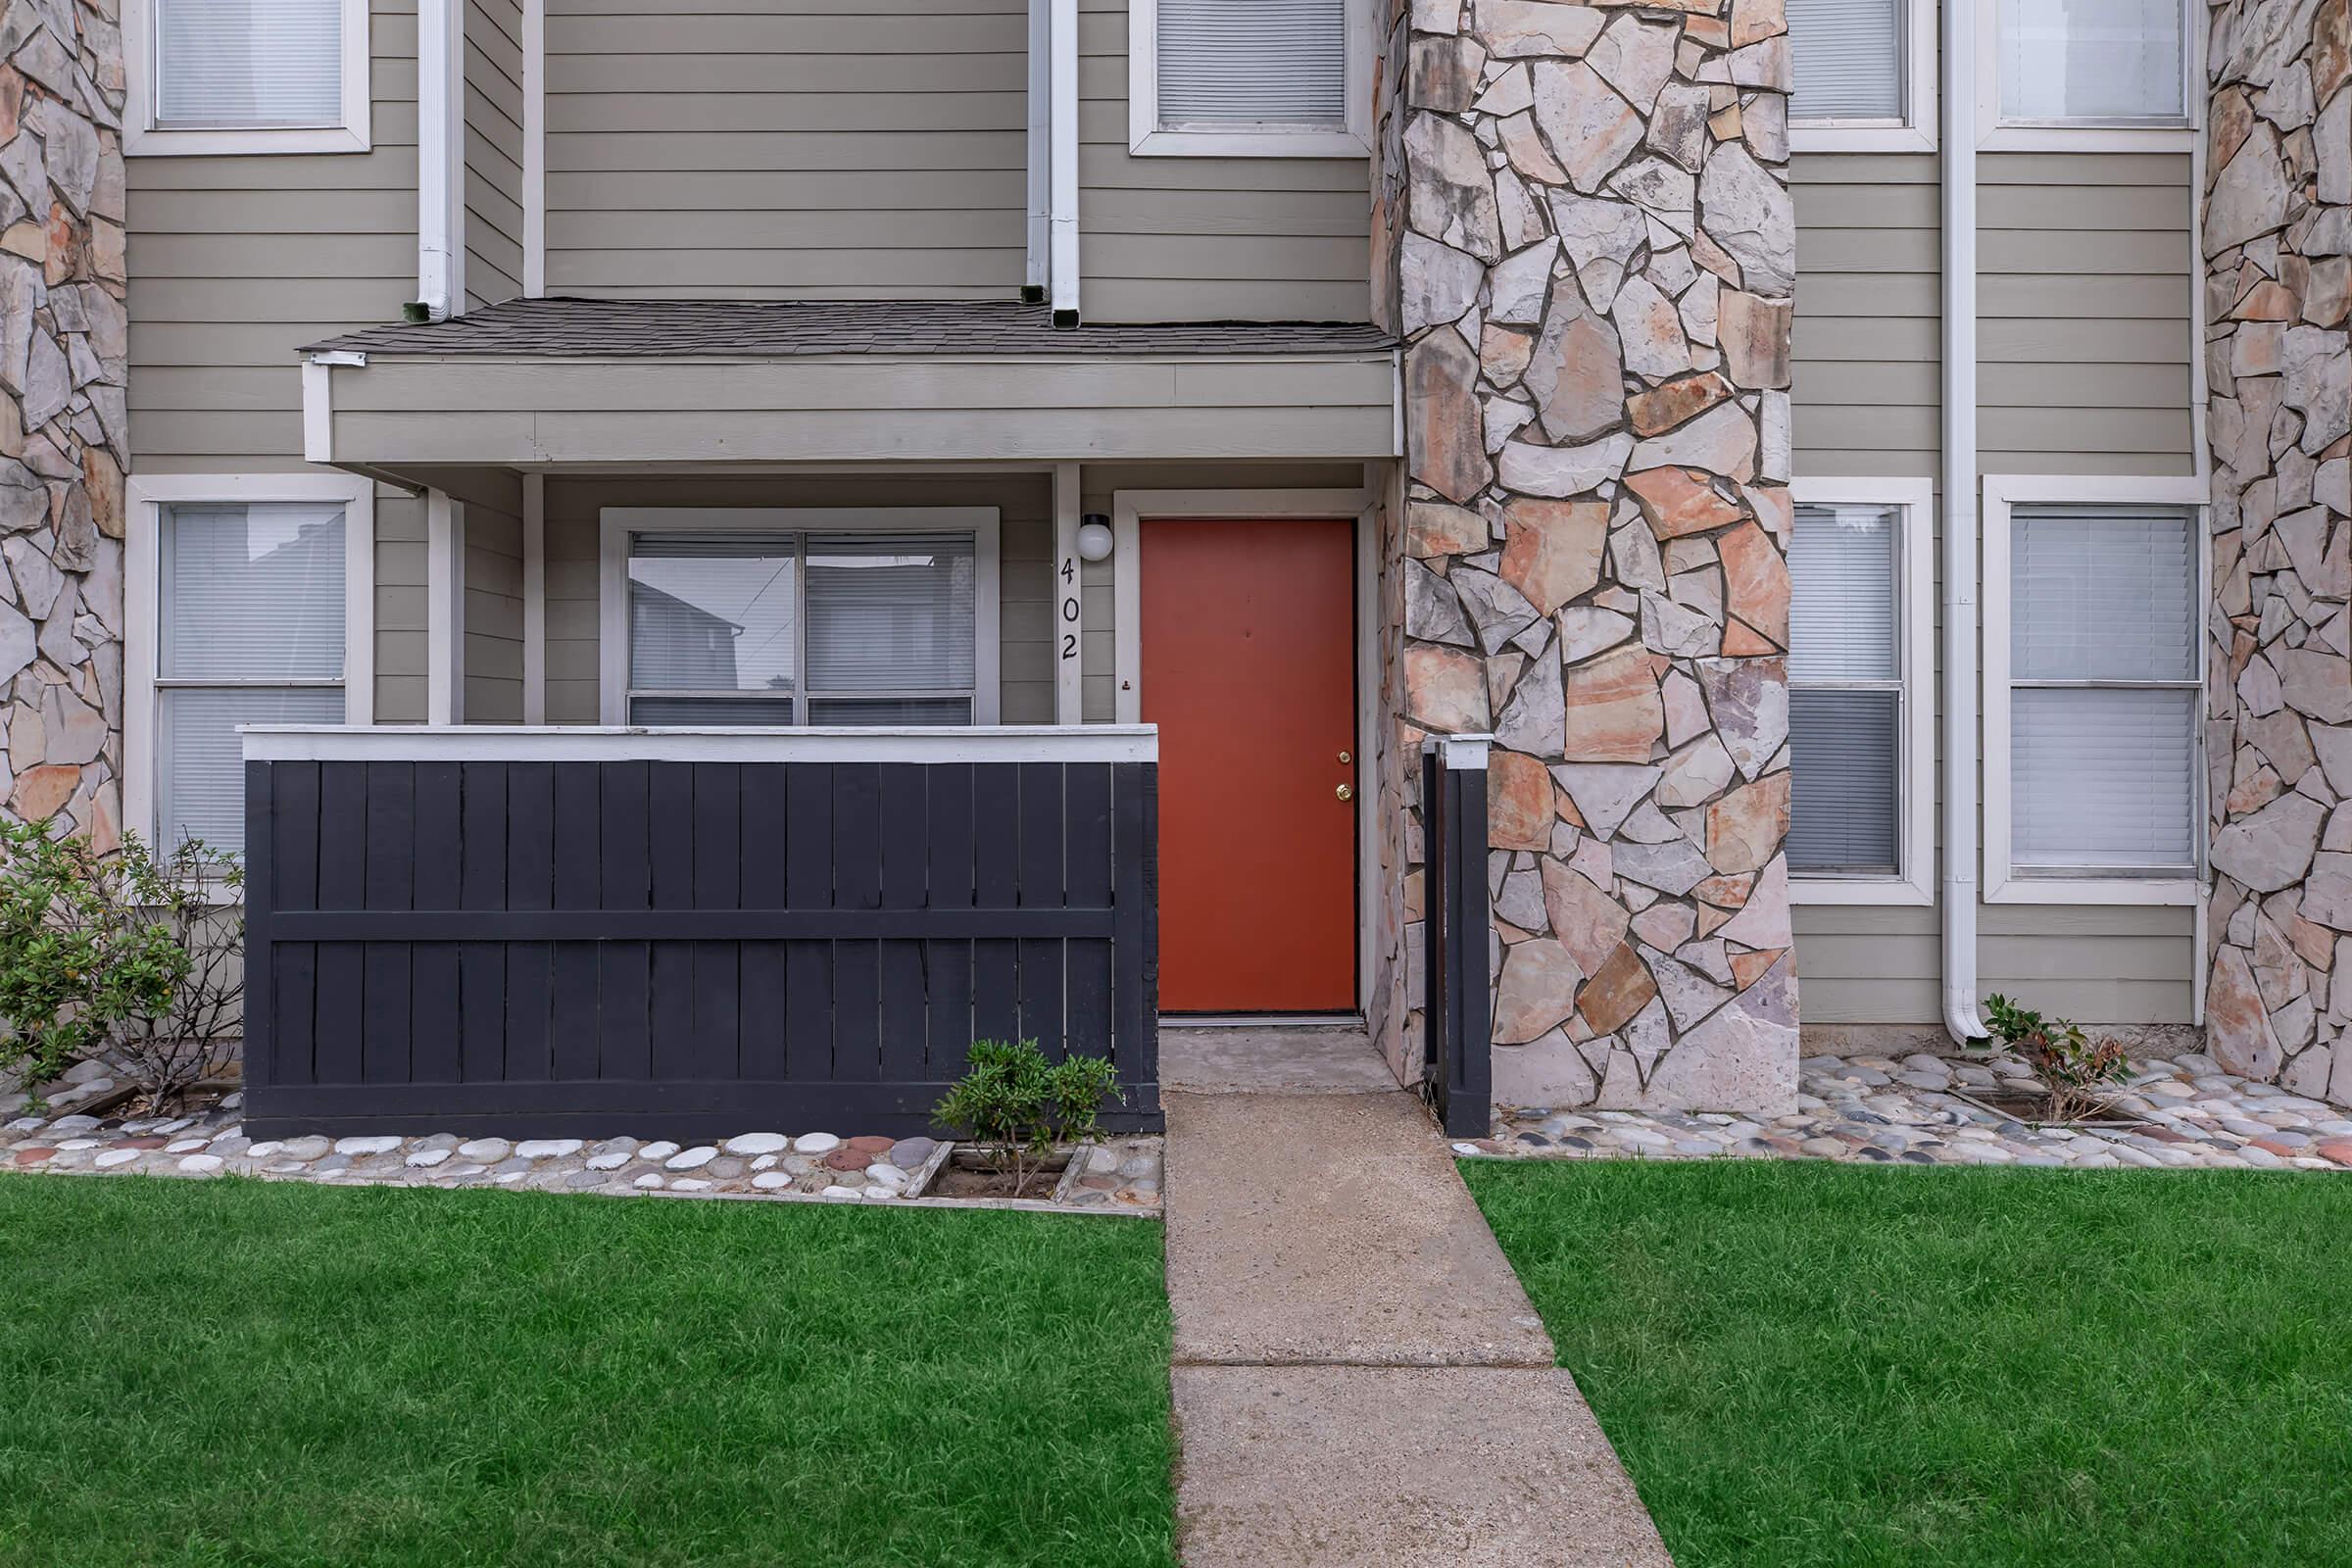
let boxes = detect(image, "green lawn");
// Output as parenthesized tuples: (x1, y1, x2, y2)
(0, 1175, 1175, 1568)
(1463, 1160, 2352, 1567)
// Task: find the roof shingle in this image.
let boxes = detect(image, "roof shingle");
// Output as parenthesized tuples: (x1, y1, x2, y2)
(305, 298, 1397, 360)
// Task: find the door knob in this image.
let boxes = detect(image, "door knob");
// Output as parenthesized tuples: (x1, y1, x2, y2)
(1336, 783, 1353, 801)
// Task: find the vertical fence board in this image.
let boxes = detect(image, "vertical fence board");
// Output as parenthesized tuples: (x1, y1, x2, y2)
(549, 764, 602, 1080)
(242, 761, 277, 1092)
(270, 760, 320, 911)
(410, 761, 463, 1083)
(923, 763, 977, 1080)
(783, 763, 833, 1079)
(1017, 762, 1066, 1054)
(877, 763, 928, 1082)
(972, 762, 1020, 1046)
(506, 762, 556, 912)
(833, 760, 886, 1078)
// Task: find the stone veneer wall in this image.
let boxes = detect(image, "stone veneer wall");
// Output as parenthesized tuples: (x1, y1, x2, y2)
(1388, 0, 1800, 1110)
(2201, 0, 2350, 1097)
(0, 0, 127, 845)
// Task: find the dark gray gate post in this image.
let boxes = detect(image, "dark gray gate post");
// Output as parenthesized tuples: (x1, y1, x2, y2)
(1423, 734, 1492, 1139)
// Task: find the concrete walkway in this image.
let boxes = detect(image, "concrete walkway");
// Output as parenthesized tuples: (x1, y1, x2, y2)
(1159, 1027, 1673, 1567)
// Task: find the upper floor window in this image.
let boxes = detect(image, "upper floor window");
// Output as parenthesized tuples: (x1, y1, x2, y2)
(126, 0, 370, 156)
(1130, 0, 1369, 158)
(1980, 0, 2191, 148)
(1789, 0, 1936, 151)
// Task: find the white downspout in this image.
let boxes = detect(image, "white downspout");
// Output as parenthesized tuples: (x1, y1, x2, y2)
(1048, 0, 1080, 323)
(417, 0, 466, 318)
(1025, 0, 1050, 298)
(1940, 0, 1987, 1044)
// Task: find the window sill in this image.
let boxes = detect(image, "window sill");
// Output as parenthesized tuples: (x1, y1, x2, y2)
(1984, 874, 2201, 906)
(1790, 874, 1935, 906)
(125, 123, 371, 158)
(1977, 123, 2193, 154)
(1129, 126, 1370, 159)
(1789, 124, 1936, 154)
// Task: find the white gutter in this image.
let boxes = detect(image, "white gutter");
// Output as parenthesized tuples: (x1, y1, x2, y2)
(1025, 0, 1050, 297)
(1048, 0, 1080, 323)
(416, 0, 466, 318)
(1939, 0, 1987, 1044)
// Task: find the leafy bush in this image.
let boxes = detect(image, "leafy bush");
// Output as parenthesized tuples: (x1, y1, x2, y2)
(0, 819, 185, 1100)
(1983, 993, 2130, 1122)
(933, 1038, 1124, 1197)
(0, 820, 244, 1109)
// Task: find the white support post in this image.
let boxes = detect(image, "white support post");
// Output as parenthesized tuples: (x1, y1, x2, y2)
(521, 473, 546, 724)
(427, 490, 466, 725)
(1053, 464, 1083, 723)
(417, 0, 466, 318)
(1048, 0, 1080, 322)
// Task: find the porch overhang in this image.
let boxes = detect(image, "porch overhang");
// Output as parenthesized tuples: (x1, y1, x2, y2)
(299, 299, 1400, 482)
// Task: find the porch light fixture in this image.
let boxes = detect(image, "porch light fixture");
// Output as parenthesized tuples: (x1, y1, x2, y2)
(1078, 514, 1114, 562)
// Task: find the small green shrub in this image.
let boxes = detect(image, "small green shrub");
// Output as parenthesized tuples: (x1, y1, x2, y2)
(933, 1038, 1125, 1197)
(0, 819, 188, 1101)
(1983, 992, 2130, 1122)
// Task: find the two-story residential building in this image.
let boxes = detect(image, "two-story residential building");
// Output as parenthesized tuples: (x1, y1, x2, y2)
(0, 0, 2340, 1133)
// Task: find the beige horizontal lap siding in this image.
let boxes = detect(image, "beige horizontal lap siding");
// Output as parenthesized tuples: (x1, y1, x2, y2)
(1077, 0, 1369, 322)
(543, 0, 1027, 300)
(465, 0, 526, 307)
(1785, 152, 2197, 1029)
(1977, 152, 2196, 475)
(126, 0, 426, 720)
(539, 471, 1054, 726)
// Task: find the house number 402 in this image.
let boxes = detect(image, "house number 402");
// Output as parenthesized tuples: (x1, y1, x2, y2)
(1060, 556, 1080, 661)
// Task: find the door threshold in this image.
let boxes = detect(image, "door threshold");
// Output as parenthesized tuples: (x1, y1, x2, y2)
(1159, 1013, 1366, 1030)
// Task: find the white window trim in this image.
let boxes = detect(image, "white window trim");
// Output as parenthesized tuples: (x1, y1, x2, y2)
(1981, 473, 2205, 906)
(596, 508, 1003, 728)
(1788, 478, 1937, 906)
(123, 471, 376, 870)
(1127, 0, 1372, 158)
(1789, 0, 1940, 153)
(122, 0, 372, 157)
(1973, 0, 2196, 151)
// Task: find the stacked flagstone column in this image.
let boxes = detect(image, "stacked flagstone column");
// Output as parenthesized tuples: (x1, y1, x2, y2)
(2200, 0, 2349, 1098)
(0, 0, 128, 845)
(1386, 0, 1799, 1110)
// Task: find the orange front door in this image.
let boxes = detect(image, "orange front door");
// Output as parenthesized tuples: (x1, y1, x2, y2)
(1141, 517, 1356, 1013)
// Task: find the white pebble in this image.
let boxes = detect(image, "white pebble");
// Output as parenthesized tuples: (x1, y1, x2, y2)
(406, 1148, 452, 1168)
(165, 1138, 209, 1153)
(94, 1149, 142, 1168)
(819, 1184, 860, 1200)
(585, 1150, 632, 1171)
(795, 1132, 841, 1154)
(752, 1170, 793, 1190)
(664, 1146, 717, 1170)
(334, 1136, 404, 1156)
(177, 1154, 224, 1174)
(514, 1139, 583, 1160)
(638, 1141, 681, 1161)
(669, 1178, 711, 1192)
(750, 1153, 778, 1171)
(723, 1132, 790, 1155)
(246, 1142, 282, 1158)
(633, 1172, 664, 1189)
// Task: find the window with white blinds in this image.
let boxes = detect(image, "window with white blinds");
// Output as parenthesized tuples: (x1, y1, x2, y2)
(153, 0, 344, 128)
(1154, 0, 1348, 128)
(1788, 503, 1904, 876)
(157, 502, 347, 856)
(2007, 503, 2198, 873)
(1788, 0, 1906, 121)
(625, 531, 979, 726)
(1997, 0, 2186, 122)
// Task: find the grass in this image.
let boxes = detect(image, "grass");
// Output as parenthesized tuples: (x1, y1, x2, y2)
(0, 1174, 1175, 1568)
(1462, 1159, 2352, 1567)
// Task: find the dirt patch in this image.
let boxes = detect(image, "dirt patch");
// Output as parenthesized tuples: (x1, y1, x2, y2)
(929, 1150, 1073, 1200)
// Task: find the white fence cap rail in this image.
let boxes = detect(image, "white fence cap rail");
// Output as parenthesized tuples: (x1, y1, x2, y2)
(240, 724, 1161, 764)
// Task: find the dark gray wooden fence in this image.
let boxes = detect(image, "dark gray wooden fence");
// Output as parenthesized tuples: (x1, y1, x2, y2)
(1422, 738, 1491, 1138)
(241, 742, 1159, 1140)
